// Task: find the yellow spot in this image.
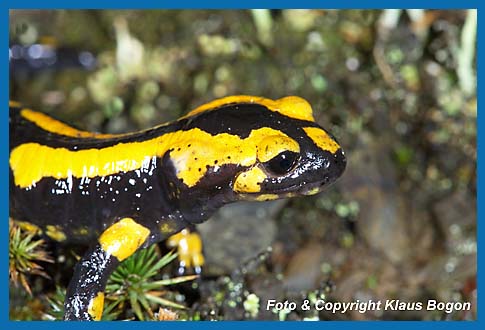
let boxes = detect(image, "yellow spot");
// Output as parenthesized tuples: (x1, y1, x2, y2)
(185, 95, 315, 122)
(99, 218, 150, 261)
(304, 187, 321, 196)
(255, 194, 279, 201)
(160, 222, 176, 234)
(9, 100, 21, 108)
(10, 127, 296, 189)
(303, 127, 340, 154)
(16, 221, 41, 233)
(74, 227, 89, 236)
(234, 166, 267, 193)
(257, 135, 300, 163)
(88, 292, 104, 321)
(21, 109, 115, 139)
(45, 225, 66, 242)
(167, 229, 204, 268)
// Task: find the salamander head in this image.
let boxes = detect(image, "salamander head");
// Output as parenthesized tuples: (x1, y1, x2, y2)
(233, 124, 346, 201)
(168, 96, 346, 216)
(224, 96, 346, 201)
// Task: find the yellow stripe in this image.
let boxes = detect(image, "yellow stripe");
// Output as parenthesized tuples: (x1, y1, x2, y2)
(9, 100, 21, 108)
(303, 127, 340, 154)
(10, 127, 299, 189)
(87, 292, 105, 321)
(99, 218, 150, 261)
(21, 109, 116, 139)
(18, 96, 315, 139)
(185, 95, 315, 122)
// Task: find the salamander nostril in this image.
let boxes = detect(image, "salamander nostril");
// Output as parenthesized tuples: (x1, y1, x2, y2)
(333, 148, 347, 175)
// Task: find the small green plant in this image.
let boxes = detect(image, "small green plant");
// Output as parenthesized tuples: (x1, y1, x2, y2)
(44, 246, 197, 320)
(43, 285, 129, 321)
(43, 286, 66, 321)
(104, 245, 197, 320)
(9, 220, 53, 296)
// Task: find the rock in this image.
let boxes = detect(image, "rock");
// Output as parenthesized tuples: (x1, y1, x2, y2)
(338, 133, 435, 263)
(283, 241, 324, 292)
(432, 189, 476, 239)
(198, 200, 286, 275)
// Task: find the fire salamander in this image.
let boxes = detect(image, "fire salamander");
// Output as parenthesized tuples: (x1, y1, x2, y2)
(9, 96, 346, 320)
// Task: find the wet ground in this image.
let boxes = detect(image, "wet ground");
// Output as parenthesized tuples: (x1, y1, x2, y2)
(9, 10, 476, 320)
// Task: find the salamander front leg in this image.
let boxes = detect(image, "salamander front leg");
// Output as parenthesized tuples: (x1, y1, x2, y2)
(63, 243, 118, 320)
(64, 218, 151, 320)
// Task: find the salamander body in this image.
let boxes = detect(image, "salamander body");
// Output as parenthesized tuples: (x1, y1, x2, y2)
(9, 96, 346, 320)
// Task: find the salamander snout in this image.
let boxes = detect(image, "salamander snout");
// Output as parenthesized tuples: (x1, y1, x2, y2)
(331, 148, 347, 181)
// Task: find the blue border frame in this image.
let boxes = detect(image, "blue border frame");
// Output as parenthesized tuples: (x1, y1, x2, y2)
(2, 1, 482, 9)
(3, 2, 481, 329)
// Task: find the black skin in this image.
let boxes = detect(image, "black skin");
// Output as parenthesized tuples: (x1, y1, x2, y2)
(9, 103, 346, 320)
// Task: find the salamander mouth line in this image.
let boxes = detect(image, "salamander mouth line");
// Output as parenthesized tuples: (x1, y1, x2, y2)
(250, 179, 333, 196)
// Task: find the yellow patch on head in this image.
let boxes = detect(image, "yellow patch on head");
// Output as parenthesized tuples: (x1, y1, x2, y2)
(9, 100, 21, 108)
(185, 95, 315, 122)
(99, 218, 150, 261)
(88, 292, 105, 321)
(45, 225, 66, 242)
(169, 127, 300, 187)
(276, 96, 315, 122)
(21, 109, 115, 139)
(234, 166, 267, 193)
(257, 135, 300, 163)
(303, 127, 340, 154)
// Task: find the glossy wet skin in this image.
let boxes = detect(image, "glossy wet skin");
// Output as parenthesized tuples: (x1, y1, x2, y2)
(10, 96, 346, 235)
(255, 140, 346, 197)
(10, 96, 346, 320)
(168, 97, 346, 204)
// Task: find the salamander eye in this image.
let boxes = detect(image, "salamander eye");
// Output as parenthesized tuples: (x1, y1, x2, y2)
(264, 151, 299, 175)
